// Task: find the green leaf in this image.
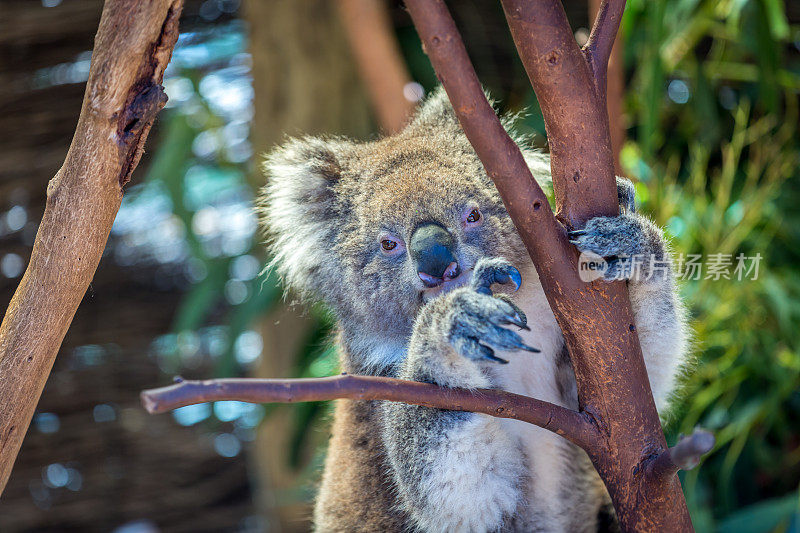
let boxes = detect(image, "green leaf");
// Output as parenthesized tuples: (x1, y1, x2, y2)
(716, 492, 799, 533)
(762, 0, 790, 40)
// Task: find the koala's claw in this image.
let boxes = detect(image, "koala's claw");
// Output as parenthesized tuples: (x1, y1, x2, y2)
(568, 214, 666, 283)
(486, 354, 510, 364)
(500, 315, 530, 332)
(480, 345, 510, 365)
(453, 337, 509, 364)
(512, 341, 540, 353)
(447, 288, 540, 364)
(471, 258, 522, 295)
(433, 258, 540, 364)
(494, 294, 529, 331)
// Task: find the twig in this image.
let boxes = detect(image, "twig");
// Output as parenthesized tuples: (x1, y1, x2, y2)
(141, 375, 601, 452)
(0, 0, 183, 494)
(645, 429, 716, 485)
(589, 0, 626, 171)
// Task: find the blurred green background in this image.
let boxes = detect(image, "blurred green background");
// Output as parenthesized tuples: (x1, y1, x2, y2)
(0, 0, 798, 531)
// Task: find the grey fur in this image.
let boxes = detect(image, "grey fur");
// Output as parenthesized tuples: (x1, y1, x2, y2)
(616, 177, 636, 214)
(260, 87, 688, 532)
(570, 213, 669, 282)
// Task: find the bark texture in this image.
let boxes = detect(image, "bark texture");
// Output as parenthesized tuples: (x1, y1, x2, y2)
(0, 0, 183, 493)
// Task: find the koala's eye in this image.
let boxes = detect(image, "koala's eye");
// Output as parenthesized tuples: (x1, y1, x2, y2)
(466, 208, 482, 224)
(381, 239, 398, 251)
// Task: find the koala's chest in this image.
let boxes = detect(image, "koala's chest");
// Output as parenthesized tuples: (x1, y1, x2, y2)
(494, 269, 566, 404)
(493, 272, 590, 526)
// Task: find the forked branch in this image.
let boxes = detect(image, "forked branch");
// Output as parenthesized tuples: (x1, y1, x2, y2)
(584, 0, 626, 98)
(410, 1, 698, 531)
(141, 375, 601, 452)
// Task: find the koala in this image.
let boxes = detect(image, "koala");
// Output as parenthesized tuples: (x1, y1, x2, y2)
(260, 88, 687, 532)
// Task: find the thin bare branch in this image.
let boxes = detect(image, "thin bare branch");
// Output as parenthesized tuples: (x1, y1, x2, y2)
(585, 0, 626, 99)
(141, 375, 601, 452)
(645, 429, 716, 485)
(589, 0, 626, 172)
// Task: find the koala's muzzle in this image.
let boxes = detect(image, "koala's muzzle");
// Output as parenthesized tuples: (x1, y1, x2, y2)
(410, 222, 461, 288)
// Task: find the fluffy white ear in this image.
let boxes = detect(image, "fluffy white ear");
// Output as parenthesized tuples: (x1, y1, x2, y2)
(259, 136, 350, 298)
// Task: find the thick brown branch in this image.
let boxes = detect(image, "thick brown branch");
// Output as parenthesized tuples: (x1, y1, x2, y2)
(337, 0, 417, 133)
(141, 375, 601, 452)
(500, 0, 619, 224)
(584, 0, 626, 100)
(0, 0, 182, 494)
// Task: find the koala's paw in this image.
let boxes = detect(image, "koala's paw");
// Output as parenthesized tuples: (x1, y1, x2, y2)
(568, 214, 664, 282)
(445, 259, 539, 365)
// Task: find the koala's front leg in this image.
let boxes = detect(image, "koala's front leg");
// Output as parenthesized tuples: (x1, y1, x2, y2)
(568, 192, 688, 412)
(382, 259, 535, 533)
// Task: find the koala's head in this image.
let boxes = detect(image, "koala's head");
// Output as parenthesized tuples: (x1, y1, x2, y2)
(260, 88, 548, 359)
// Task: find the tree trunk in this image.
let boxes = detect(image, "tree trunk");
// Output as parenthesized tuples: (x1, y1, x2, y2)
(0, 0, 182, 493)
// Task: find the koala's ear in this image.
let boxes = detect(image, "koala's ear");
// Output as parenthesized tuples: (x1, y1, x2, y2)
(259, 136, 349, 297)
(263, 135, 344, 198)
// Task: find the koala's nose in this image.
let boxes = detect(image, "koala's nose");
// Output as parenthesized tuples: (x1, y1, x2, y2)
(409, 223, 460, 288)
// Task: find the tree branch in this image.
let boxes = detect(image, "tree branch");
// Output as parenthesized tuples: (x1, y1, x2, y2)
(584, 0, 626, 100)
(141, 375, 601, 452)
(589, 0, 626, 172)
(500, 0, 618, 223)
(0, 0, 183, 494)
